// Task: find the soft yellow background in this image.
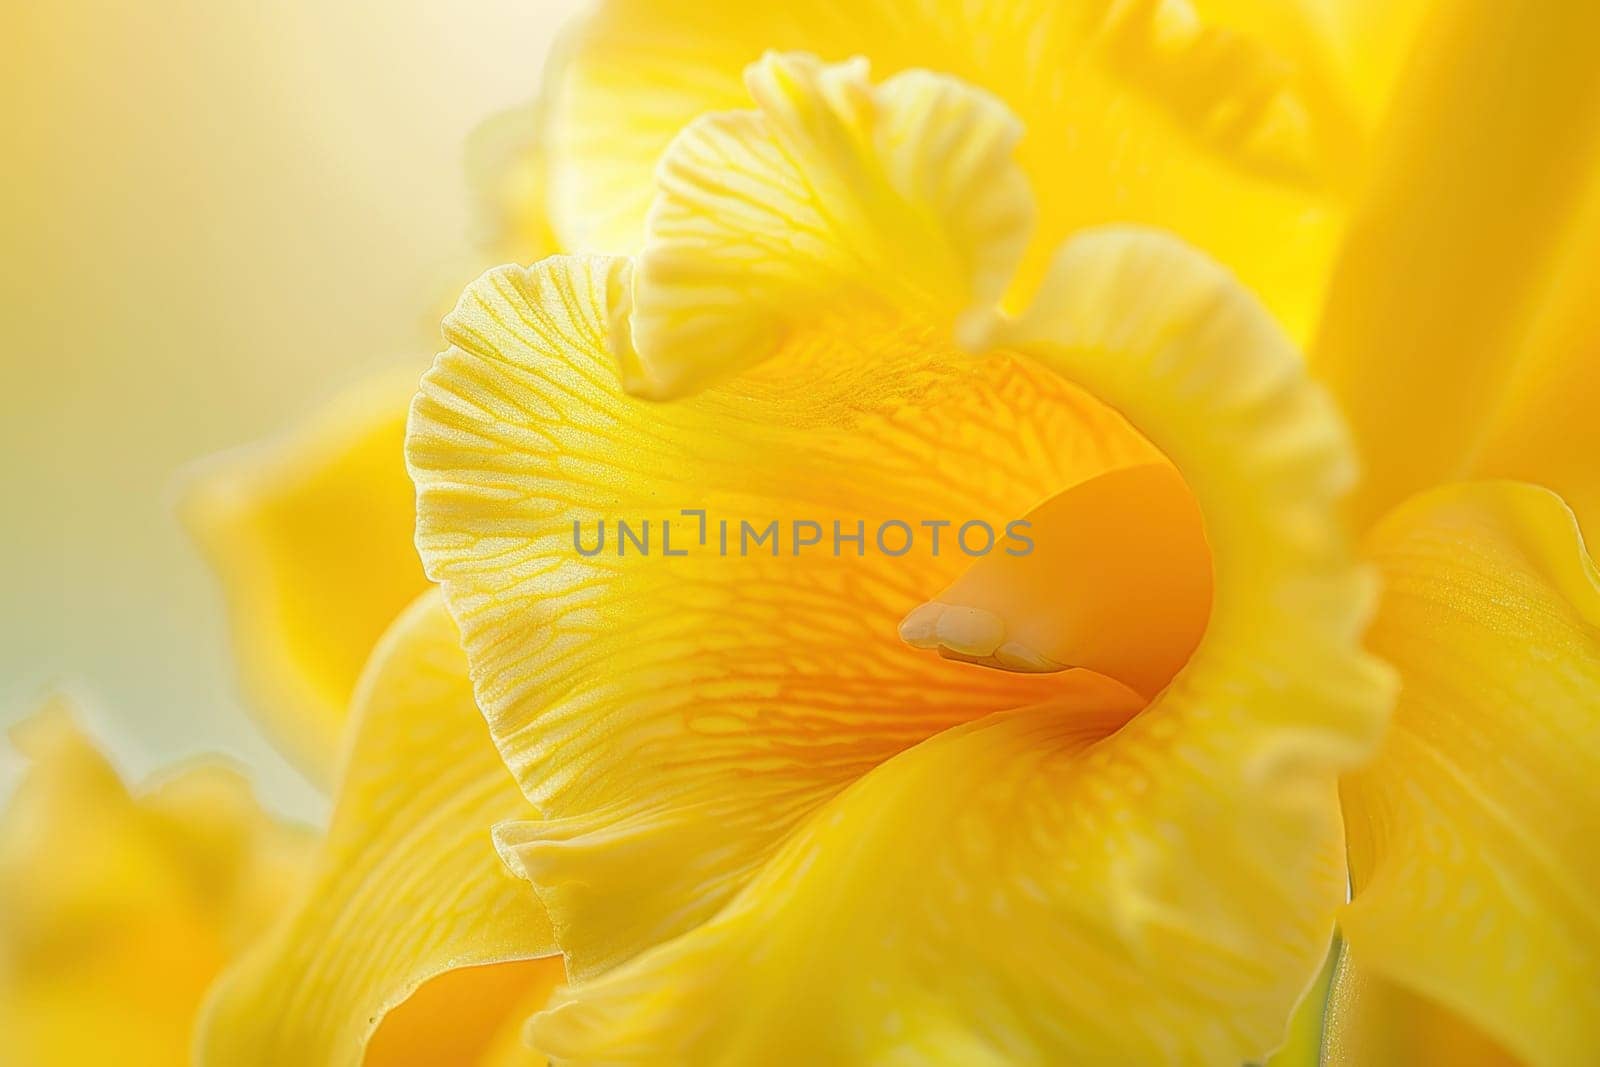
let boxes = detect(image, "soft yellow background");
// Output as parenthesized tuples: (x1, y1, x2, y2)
(1, 0, 579, 819)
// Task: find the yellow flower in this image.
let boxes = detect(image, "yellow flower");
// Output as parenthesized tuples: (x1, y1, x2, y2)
(400, 49, 1393, 1062)
(0, 698, 309, 1066)
(182, 0, 1428, 781)
(183, 0, 1600, 1062)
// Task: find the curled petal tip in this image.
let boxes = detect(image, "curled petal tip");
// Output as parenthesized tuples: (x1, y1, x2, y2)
(896, 601, 945, 647)
(899, 599, 1066, 674)
(897, 600, 1005, 656)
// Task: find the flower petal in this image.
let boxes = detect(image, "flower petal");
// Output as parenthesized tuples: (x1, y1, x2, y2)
(183, 368, 430, 785)
(408, 251, 1154, 976)
(548, 0, 1362, 337)
(1321, 949, 1518, 1066)
(986, 226, 1393, 770)
(195, 591, 555, 1067)
(1472, 178, 1600, 547)
(0, 699, 310, 1067)
(466, 103, 559, 265)
(1309, 0, 1600, 525)
(1339, 481, 1600, 1064)
(365, 959, 564, 1067)
(1320, 0, 1433, 133)
(519, 228, 1388, 1062)
(529, 678, 1335, 1063)
(617, 52, 1032, 398)
(1264, 945, 1337, 1067)
(476, 968, 568, 1067)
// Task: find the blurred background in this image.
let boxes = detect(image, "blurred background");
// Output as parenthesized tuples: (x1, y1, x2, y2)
(1, 0, 581, 820)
